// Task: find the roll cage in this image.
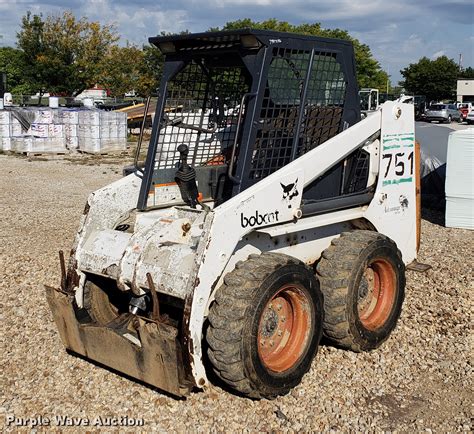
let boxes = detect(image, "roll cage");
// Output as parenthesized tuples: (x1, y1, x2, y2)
(137, 29, 362, 211)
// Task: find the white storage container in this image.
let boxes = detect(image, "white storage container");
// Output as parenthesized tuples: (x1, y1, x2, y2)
(30, 123, 50, 138)
(118, 124, 127, 138)
(61, 110, 80, 125)
(0, 110, 11, 124)
(49, 97, 59, 108)
(66, 136, 79, 150)
(0, 124, 10, 137)
(445, 128, 474, 229)
(13, 136, 66, 153)
(34, 110, 55, 124)
(49, 124, 64, 138)
(1, 137, 12, 151)
(11, 118, 24, 136)
(12, 137, 26, 152)
(64, 124, 77, 137)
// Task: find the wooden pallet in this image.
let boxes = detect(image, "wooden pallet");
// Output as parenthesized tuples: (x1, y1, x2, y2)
(23, 151, 67, 158)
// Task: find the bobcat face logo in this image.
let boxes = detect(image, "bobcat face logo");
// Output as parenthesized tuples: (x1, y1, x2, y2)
(399, 195, 409, 209)
(280, 179, 299, 208)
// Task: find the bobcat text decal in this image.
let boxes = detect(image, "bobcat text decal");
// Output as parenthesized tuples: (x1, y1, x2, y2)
(240, 210, 280, 228)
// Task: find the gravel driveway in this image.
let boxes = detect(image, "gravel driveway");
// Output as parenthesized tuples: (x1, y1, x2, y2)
(1, 154, 472, 432)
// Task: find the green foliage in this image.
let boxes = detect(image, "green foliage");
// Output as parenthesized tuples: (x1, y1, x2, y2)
(400, 56, 460, 101)
(459, 66, 474, 79)
(139, 44, 164, 95)
(97, 45, 143, 97)
(0, 47, 34, 94)
(17, 11, 118, 96)
(216, 19, 390, 91)
(95, 44, 162, 97)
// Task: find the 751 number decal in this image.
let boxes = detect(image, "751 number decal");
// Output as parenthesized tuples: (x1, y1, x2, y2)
(383, 151, 414, 179)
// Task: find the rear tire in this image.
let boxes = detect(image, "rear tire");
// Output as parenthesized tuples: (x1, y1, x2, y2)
(316, 231, 405, 352)
(206, 253, 323, 399)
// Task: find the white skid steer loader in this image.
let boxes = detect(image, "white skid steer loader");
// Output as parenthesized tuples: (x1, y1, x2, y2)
(46, 29, 421, 399)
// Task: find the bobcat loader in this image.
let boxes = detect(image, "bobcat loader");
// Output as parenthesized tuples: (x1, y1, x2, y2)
(46, 29, 421, 399)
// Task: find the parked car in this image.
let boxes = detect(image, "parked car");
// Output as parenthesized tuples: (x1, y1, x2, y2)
(425, 104, 462, 123)
(457, 103, 472, 122)
(466, 111, 474, 125)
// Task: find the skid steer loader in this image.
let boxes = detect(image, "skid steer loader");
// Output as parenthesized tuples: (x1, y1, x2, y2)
(46, 29, 421, 399)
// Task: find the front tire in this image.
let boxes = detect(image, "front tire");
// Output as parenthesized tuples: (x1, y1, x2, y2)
(317, 231, 405, 352)
(206, 253, 323, 399)
(83, 278, 131, 325)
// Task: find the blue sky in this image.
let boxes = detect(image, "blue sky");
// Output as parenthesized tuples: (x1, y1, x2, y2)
(0, 0, 473, 84)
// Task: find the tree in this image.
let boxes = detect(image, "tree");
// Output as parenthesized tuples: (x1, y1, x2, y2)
(95, 44, 162, 97)
(16, 12, 48, 98)
(139, 44, 164, 95)
(17, 11, 118, 97)
(459, 66, 474, 79)
(214, 19, 390, 91)
(0, 47, 33, 94)
(400, 56, 460, 101)
(97, 45, 143, 97)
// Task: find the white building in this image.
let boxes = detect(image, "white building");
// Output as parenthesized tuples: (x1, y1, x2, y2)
(457, 79, 474, 103)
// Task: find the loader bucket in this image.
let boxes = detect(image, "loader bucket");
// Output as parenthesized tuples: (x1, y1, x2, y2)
(45, 285, 192, 397)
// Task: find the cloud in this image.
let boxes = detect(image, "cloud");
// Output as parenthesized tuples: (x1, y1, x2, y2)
(0, 0, 473, 84)
(432, 50, 446, 59)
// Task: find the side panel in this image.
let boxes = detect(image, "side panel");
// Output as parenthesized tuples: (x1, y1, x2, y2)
(364, 101, 417, 262)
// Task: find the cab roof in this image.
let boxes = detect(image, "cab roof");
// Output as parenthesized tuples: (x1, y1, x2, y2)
(149, 28, 353, 54)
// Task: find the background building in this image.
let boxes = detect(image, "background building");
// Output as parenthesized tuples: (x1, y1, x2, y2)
(457, 79, 474, 103)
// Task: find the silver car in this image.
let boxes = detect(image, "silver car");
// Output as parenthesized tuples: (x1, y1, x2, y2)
(425, 104, 462, 123)
(466, 111, 474, 125)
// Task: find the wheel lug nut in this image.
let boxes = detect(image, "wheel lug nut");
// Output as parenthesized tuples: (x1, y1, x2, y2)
(278, 330, 282, 336)
(260, 339, 265, 346)
(277, 304, 282, 311)
(270, 340, 274, 347)
(281, 316, 286, 322)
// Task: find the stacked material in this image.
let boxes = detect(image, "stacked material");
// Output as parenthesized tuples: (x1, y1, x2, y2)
(0, 107, 127, 154)
(14, 108, 66, 153)
(77, 111, 128, 153)
(0, 110, 26, 151)
(445, 128, 474, 229)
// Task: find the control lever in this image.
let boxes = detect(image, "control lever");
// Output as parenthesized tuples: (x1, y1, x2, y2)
(175, 144, 199, 208)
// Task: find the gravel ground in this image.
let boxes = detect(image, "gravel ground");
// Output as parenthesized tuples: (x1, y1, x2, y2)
(1, 154, 472, 432)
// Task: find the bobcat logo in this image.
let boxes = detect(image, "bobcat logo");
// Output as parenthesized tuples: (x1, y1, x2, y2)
(280, 179, 299, 208)
(399, 195, 409, 210)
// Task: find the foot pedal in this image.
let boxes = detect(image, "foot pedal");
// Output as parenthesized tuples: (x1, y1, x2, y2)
(407, 260, 432, 273)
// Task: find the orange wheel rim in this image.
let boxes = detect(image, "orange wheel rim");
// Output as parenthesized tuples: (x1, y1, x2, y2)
(357, 258, 396, 330)
(257, 284, 311, 373)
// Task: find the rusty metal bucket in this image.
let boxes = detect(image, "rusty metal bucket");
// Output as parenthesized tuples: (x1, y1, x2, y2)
(45, 285, 191, 397)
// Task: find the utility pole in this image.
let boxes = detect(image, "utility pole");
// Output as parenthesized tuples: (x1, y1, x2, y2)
(386, 66, 390, 95)
(458, 53, 463, 70)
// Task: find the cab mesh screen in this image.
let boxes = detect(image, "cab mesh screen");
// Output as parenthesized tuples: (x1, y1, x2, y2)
(249, 48, 347, 180)
(154, 60, 250, 169)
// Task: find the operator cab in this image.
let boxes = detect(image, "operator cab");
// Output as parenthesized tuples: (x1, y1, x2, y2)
(136, 30, 364, 211)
